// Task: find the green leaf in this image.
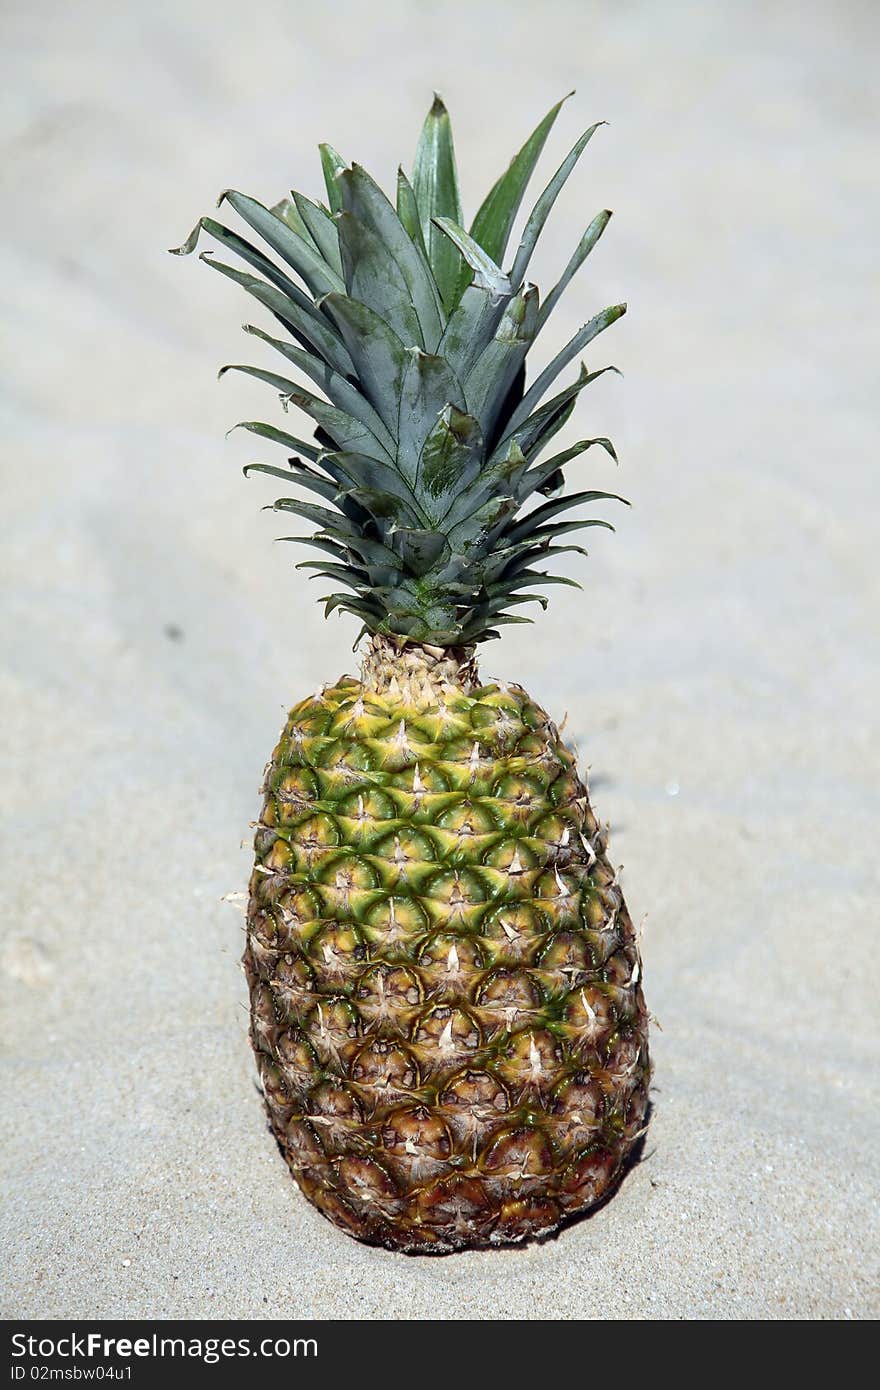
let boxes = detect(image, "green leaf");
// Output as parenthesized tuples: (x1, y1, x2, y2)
(270, 495, 358, 533)
(226, 420, 321, 462)
(292, 192, 343, 275)
(440, 437, 527, 530)
(411, 94, 464, 312)
(517, 437, 618, 498)
(505, 304, 626, 435)
(320, 293, 408, 434)
(297, 558, 368, 580)
(342, 533, 403, 569)
(536, 209, 612, 332)
(241, 323, 392, 449)
(486, 571, 580, 597)
(516, 518, 617, 545)
(480, 539, 587, 584)
(509, 123, 604, 289)
(337, 164, 444, 350)
(437, 279, 512, 381)
(397, 348, 466, 489)
(390, 527, 449, 576)
(463, 286, 538, 442)
(336, 211, 424, 347)
(199, 254, 353, 376)
(497, 375, 581, 462)
(171, 216, 309, 309)
(396, 168, 429, 259)
(463, 93, 571, 291)
(302, 569, 367, 597)
(457, 612, 533, 642)
(244, 460, 342, 506)
(269, 196, 319, 248)
(217, 190, 345, 298)
(323, 593, 385, 621)
(506, 489, 627, 543)
(447, 491, 518, 550)
(318, 143, 346, 214)
(432, 217, 508, 292)
(418, 405, 483, 504)
(278, 534, 350, 561)
(170, 220, 349, 368)
(324, 451, 426, 525)
(219, 363, 391, 461)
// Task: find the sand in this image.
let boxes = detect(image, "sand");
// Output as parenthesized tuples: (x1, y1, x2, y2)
(1, 0, 877, 1320)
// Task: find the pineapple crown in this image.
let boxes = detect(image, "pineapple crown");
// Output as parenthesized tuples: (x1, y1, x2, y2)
(172, 93, 627, 647)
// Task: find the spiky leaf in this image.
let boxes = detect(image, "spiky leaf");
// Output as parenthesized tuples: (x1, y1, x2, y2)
(411, 95, 464, 311)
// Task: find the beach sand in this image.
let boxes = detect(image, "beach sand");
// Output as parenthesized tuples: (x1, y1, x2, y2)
(1, 0, 877, 1319)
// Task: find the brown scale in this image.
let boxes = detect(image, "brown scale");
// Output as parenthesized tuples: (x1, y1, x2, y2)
(621, 1079, 651, 1143)
(474, 968, 544, 1039)
(249, 861, 290, 907)
(349, 1038, 421, 1112)
(302, 997, 360, 1072)
(411, 1005, 484, 1075)
(479, 903, 549, 966)
(331, 1156, 402, 1221)
(380, 1106, 454, 1185)
(245, 651, 651, 1253)
(257, 1055, 296, 1127)
(480, 1126, 556, 1199)
(249, 981, 281, 1054)
(354, 963, 423, 1034)
(304, 922, 364, 989)
(274, 1029, 319, 1097)
(559, 981, 617, 1049)
(495, 1027, 568, 1102)
(603, 1031, 650, 1094)
(411, 1172, 496, 1245)
(306, 1081, 368, 1155)
(246, 912, 282, 982)
(557, 1147, 618, 1214)
(416, 932, 485, 1001)
(547, 1074, 606, 1153)
(437, 1069, 511, 1154)
(492, 1194, 561, 1244)
(284, 1116, 327, 1172)
(269, 951, 316, 1019)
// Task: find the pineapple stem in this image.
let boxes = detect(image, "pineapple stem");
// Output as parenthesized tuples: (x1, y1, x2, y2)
(360, 633, 479, 700)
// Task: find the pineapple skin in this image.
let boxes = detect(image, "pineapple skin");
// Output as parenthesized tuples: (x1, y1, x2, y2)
(245, 655, 649, 1253)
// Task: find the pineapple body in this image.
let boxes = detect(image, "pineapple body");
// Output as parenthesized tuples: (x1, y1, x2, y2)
(177, 93, 650, 1252)
(245, 643, 649, 1252)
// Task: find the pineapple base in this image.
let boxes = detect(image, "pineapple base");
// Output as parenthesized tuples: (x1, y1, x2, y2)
(245, 646, 650, 1253)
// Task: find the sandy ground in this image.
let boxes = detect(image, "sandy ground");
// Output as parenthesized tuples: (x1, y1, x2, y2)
(1, 0, 877, 1321)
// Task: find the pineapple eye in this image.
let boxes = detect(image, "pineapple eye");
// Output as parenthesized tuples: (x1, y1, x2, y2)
(413, 1007, 483, 1063)
(363, 894, 429, 938)
(423, 867, 489, 907)
(382, 1106, 452, 1159)
(537, 930, 594, 981)
(336, 788, 397, 821)
(355, 965, 423, 1022)
(351, 1039, 420, 1093)
(435, 799, 498, 834)
(316, 853, 379, 892)
(372, 828, 439, 866)
(287, 814, 341, 872)
(481, 837, 538, 873)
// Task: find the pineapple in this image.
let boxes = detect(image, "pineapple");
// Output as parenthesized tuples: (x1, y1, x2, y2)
(173, 94, 649, 1253)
